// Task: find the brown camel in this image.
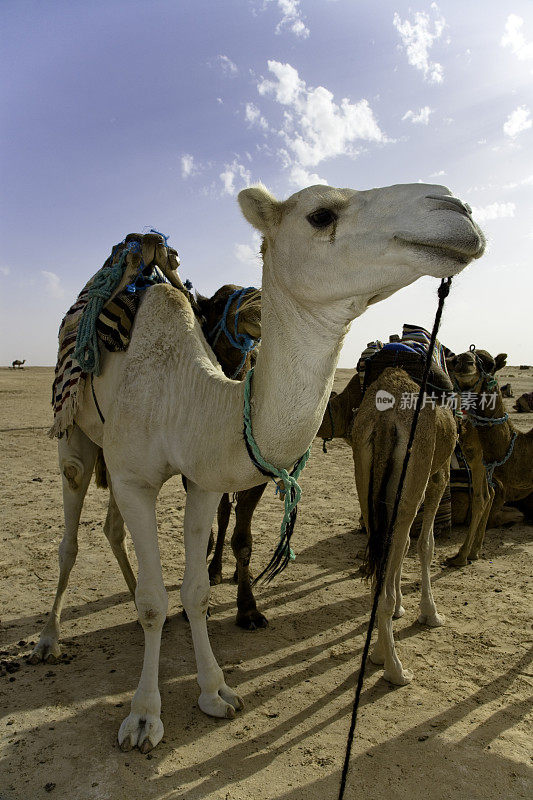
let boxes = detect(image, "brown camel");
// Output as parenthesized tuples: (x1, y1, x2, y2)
(350, 367, 456, 684)
(11, 359, 26, 368)
(446, 348, 533, 566)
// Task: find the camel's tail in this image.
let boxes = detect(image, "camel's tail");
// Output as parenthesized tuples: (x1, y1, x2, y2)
(363, 419, 399, 580)
(94, 447, 108, 489)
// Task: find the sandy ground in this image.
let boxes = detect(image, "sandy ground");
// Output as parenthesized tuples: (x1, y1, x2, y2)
(0, 365, 532, 800)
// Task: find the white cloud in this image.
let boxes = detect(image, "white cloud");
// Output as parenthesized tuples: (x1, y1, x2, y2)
(42, 270, 65, 299)
(393, 5, 446, 83)
(501, 14, 533, 61)
(288, 165, 328, 188)
(402, 106, 433, 125)
(504, 174, 533, 189)
(235, 232, 262, 264)
(181, 153, 198, 178)
(245, 103, 269, 130)
(471, 202, 516, 223)
(217, 54, 238, 75)
(0, 266, 10, 276)
(503, 105, 532, 138)
(256, 60, 386, 184)
(219, 159, 252, 196)
(265, 0, 309, 39)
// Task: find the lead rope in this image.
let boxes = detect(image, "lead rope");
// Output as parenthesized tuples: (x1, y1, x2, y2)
(338, 277, 452, 800)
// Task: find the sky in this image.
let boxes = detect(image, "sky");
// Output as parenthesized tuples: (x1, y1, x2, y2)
(1, 0, 532, 366)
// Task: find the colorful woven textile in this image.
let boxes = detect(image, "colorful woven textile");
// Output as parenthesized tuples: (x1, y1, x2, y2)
(49, 233, 179, 439)
(401, 323, 452, 373)
(49, 287, 91, 439)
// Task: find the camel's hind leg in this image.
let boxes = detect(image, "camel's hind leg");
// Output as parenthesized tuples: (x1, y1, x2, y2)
(207, 493, 233, 585)
(181, 480, 244, 719)
(30, 425, 99, 663)
(369, 503, 418, 686)
(417, 467, 447, 627)
(232, 483, 268, 630)
(103, 487, 137, 598)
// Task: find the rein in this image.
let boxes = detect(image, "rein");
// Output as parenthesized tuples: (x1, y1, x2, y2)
(338, 277, 452, 800)
(208, 287, 260, 378)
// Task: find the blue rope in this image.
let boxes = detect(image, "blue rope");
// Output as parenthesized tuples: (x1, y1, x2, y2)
(74, 232, 172, 374)
(149, 228, 170, 246)
(74, 241, 139, 375)
(484, 431, 517, 486)
(209, 287, 260, 378)
(468, 410, 509, 427)
(243, 367, 311, 582)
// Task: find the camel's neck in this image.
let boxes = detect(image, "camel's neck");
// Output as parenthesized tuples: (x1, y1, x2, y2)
(473, 384, 516, 461)
(317, 373, 363, 440)
(250, 272, 357, 468)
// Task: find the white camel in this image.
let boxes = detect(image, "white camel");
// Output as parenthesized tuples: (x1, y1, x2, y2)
(31, 183, 485, 753)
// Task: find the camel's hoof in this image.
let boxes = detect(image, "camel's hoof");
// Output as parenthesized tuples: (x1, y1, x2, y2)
(383, 667, 413, 686)
(445, 554, 468, 568)
(467, 551, 480, 561)
(119, 735, 134, 753)
(139, 737, 154, 754)
(29, 638, 61, 664)
(118, 713, 164, 753)
(418, 612, 445, 627)
(236, 610, 268, 630)
(198, 684, 244, 718)
(209, 572, 223, 586)
(393, 605, 406, 619)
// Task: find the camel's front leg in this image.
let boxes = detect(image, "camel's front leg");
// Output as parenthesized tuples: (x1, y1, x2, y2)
(111, 479, 167, 753)
(182, 481, 244, 719)
(447, 454, 494, 567)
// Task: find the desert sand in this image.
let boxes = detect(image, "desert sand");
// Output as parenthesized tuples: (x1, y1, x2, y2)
(0, 365, 532, 800)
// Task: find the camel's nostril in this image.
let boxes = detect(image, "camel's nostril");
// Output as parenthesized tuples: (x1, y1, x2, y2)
(425, 194, 471, 216)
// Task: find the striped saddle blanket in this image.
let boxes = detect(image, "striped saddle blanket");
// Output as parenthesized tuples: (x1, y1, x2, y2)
(49, 233, 179, 439)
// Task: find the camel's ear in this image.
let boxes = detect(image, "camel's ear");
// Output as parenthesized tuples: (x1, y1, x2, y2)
(446, 355, 457, 372)
(493, 353, 507, 373)
(238, 185, 281, 234)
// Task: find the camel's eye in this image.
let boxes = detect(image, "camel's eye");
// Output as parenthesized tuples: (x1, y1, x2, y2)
(306, 208, 338, 229)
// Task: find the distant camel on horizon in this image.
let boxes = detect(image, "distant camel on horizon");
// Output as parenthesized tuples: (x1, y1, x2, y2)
(11, 359, 26, 369)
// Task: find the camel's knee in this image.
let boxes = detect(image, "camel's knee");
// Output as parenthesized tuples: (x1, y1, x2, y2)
(61, 457, 85, 491)
(135, 587, 167, 630)
(58, 537, 78, 563)
(378, 587, 397, 618)
(181, 578, 210, 617)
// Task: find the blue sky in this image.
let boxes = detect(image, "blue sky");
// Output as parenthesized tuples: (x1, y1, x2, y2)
(1, 0, 531, 365)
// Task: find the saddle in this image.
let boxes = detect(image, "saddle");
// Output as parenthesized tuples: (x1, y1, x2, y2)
(362, 343, 454, 402)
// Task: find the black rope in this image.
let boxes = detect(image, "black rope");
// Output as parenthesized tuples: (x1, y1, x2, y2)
(338, 277, 452, 800)
(90, 373, 106, 424)
(322, 400, 335, 452)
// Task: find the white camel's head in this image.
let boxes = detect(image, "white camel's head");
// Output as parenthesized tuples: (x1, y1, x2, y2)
(238, 183, 485, 314)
